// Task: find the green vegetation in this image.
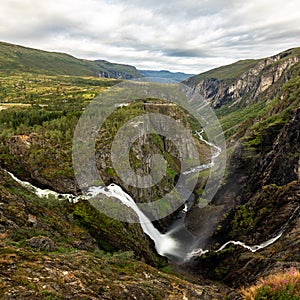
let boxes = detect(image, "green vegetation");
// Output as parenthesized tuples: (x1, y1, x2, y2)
(0, 41, 142, 78)
(0, 74, 117, 181)
(231, 204, 254, 237)
(241, 267, 300, 299)
(217, 100, 267, 139)
(189, 59, 261, 83)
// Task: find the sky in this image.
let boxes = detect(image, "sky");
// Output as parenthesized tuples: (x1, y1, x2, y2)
(0, 0, 300, 74)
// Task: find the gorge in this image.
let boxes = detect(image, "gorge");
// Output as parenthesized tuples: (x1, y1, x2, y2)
(0, 43, 299, 299)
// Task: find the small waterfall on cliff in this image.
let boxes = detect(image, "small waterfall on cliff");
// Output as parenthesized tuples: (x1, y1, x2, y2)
(185, 206, 300, 260)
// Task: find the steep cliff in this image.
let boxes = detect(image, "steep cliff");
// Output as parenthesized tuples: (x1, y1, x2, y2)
(185, 48, 300, 288)
(96, 101, 210, 206)
(185, 48, 300, 109)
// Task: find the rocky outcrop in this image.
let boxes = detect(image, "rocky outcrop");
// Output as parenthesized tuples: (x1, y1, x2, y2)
(0, 168, 231, 299)
(97, 70, 136, 79)
(187, 49, 300, 108)
(184, 104, 300, 288)
(95, 102, 210, 226)
(4, 133, 77, 193)
(26, 236, 57, 252)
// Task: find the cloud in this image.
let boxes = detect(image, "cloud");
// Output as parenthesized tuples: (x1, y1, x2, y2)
(0, 0, 300, 73)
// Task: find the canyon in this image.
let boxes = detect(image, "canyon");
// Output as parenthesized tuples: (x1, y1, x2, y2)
(0, 43, 299, 298)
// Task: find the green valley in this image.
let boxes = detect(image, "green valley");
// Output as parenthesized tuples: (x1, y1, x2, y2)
(0, 42, 300, 299)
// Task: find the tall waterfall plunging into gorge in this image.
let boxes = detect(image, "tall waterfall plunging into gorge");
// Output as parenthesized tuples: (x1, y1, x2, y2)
(6, 169, 299, 261)
(5, 131, 299, 261)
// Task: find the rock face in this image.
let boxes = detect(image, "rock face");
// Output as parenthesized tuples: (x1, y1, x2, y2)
(94, 102, 210, 227)
(5, 133, 78, 193)
(0, 168, 229, 299)
(184, 49, 300, 288)
(97, 70, 136, 79)
(211, 108, 300, 248)
(186, 48, 300, 109)
(26, 236, 57, 252)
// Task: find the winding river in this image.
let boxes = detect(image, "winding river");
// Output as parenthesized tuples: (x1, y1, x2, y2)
(5, 131, 299, 261)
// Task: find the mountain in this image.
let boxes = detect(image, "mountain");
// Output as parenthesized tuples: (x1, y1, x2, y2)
(0, 41, 142, 79)
(184, 48, 300, 289)
(139, 69, 194, 82)
(0, 45, 300, 298)
(185, 47, 300, 109)
(187, 59, 261, 83)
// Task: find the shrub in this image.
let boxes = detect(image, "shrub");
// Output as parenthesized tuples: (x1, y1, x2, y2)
(241, 266, 300, 299)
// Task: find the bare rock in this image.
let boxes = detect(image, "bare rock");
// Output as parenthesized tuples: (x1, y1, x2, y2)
(27, 236, 57, 252)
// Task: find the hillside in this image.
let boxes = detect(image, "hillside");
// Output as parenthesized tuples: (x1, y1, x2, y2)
(0, 46, 299, 299)
(0, 41, 142, 79)
(185, 47, 300, 109)
(187, 59, 261, 83)
(184, 48, 300, 292)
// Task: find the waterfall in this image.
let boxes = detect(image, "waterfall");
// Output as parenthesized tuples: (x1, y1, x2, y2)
(5, 169, 298, 261)
(5, 170, 180, 258)
(183, 130, 221, 175)
(4, 129, 297, 261)
(86, 184, 179, 257)
(185, 206, 300, 260)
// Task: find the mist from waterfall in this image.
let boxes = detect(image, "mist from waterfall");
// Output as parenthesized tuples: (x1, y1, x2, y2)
(4, 129, 298, 261)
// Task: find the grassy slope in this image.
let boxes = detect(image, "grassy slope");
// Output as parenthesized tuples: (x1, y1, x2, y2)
(189, 59, 261, 83)
(217, 60, 300, 142)
(0, 169, 228, 299)
(0, 41, 141, 78)
(188, 47, 300, 84)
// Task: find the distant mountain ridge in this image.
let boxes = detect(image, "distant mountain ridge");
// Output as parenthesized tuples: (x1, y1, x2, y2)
(139, 69, 194, 82)
(0, 41, 142, 79)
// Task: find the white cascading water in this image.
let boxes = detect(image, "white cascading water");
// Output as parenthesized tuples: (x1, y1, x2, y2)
(5, 171, 179, 258)
(7, 171, 79, 202)
(183, 130, 221, 175)
(86, 184, 178, 257)
(185, 206, 300, 261)
(5, 131, 299, 261)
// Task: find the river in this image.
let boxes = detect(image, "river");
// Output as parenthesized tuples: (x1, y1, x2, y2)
(5, 131, 299, 261)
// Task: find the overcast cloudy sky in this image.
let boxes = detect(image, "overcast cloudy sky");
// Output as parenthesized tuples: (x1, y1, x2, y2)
(1, 0, 300, 73)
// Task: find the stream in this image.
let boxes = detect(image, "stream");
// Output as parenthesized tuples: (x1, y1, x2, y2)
(5, 131, 299, 261)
